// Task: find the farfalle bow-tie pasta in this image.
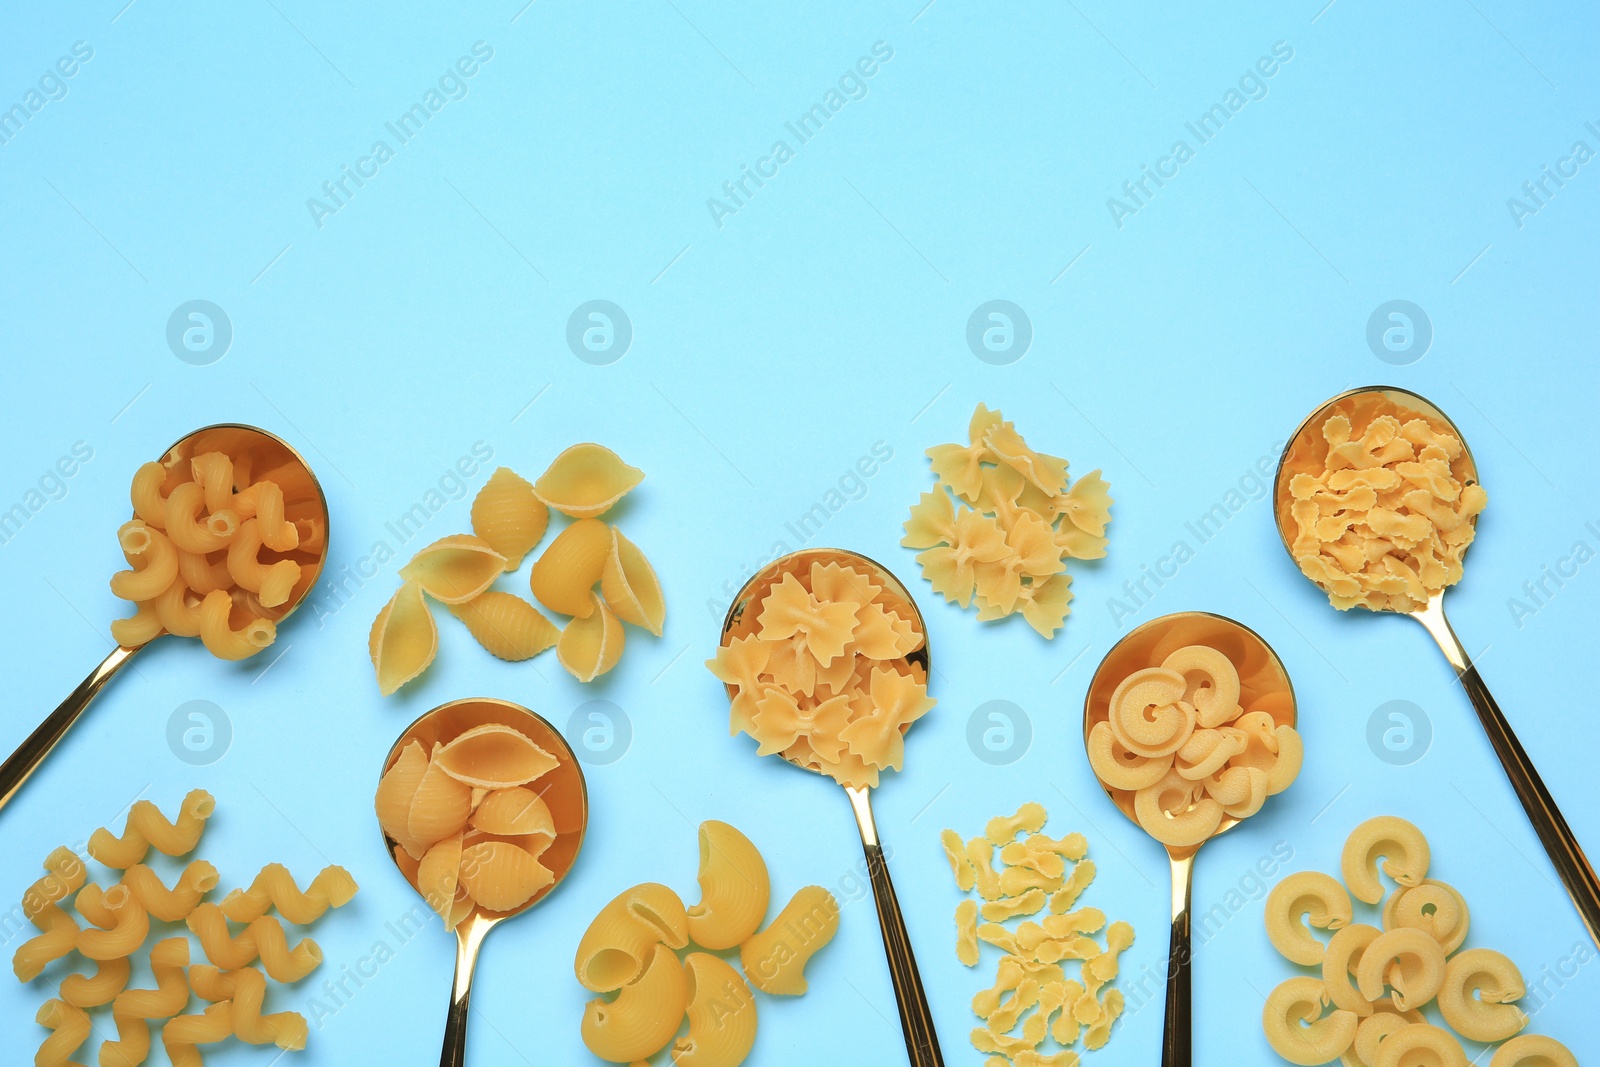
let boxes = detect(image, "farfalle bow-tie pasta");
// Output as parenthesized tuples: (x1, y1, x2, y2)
(706, 555, 932, 788)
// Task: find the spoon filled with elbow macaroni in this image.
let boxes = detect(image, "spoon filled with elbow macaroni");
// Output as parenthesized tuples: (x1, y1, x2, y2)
(0, 424, 330, 813)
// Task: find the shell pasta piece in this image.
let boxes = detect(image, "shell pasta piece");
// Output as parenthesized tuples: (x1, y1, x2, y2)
(458, 840, 553, 912)
(434, 723, 560, 789)
(575, 883, 691, 992)
(672, 953, 758, 1067)
(601, 527, 665, 636)
(447, 591, 560, 661)
(557, 593, 625, 682)
(686, 820, 769, 950)
(369, 581, 438, 694)
(534, 443, 644, 519)
(471, 466, 548, 569)
(89, 790, 215, 868)
(398, 534, 506, 604)
(531, 518, 613, 617)
(739, 885, 840, 996)
(581, 943, 687, 1063)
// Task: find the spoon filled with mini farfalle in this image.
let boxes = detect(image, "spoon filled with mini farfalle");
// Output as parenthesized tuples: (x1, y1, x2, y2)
(1273, 385, 1600, 948)
(1082, 610, 1302, 1067)
(0, 424, 330, 814)
(710, 548, 943, 1067)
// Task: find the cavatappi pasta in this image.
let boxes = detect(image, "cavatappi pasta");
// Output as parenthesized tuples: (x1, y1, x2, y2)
(1260, 815, 1576, 1065)
(368, 446, 663, 692)
(11, 791, 355, 1066)
(109, 430, 327, 657)
(942, 803, 1134, 1062)
(904, 403, 1113, 638)
(574, 821, 838, 1066)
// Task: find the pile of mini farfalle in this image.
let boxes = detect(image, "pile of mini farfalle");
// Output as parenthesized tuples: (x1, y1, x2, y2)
(12, 789, 357, 1066)
(1085, 642, 1302, 847)
(1280, 393, 1487, 613)
(942, 802, 1135, 1065)
(904, 403, 1112, 638)
(706, 556, 932, 788)
(369, 443, 664, 693)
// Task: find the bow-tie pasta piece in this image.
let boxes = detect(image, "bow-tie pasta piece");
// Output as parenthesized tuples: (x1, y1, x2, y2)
(533, 442, 644, 519)
(369, 581, 439, 694)
(398, 534, 506, 604)
(471, 466, 548, 570)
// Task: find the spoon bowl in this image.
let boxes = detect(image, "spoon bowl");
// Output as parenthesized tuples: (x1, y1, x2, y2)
(380, 697, 588, 1067)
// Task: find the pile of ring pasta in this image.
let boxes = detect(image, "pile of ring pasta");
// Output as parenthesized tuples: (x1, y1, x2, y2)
(1085, 643, 1302, 846)
(111, 428, 326, 658)
(1261, 815, 1576, 1067)
(12, 789, 357, 1065)
(369, 443, 664, 693)
(573, 820, 839, 1066)
(1280, 393, 1487, 612)
(941, 802, 1135, 1065)
(706, 556, 932, 788)
(903, 403, 1112, 638)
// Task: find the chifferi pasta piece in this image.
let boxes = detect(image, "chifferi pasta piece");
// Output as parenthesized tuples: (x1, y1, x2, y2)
(163, 1001, 234, 1067)
(1264, 871, 1352, 966)
(369, 581, 438, 695)
(1489, 1035, 1577, 1067)
(600, 527, 665, 636)
(89, 790, 215, 868)
(1086, 722, 1171, 791)
(110, 521, 180, 603)
(197, 589, 276, 660)
(1133, 772, 1222, 849)
(188, 965, 309, 1049)
(581, 943, 687, 1063)
(531, 518, 613, 617)
(59, 955, 130, 1008)
(100, 936, 190, 1067)
(533, 443, 644, 519)
(225, 518, 299, 607)
(471, 466, 548, 569)
(77, 884, 149, 961)
(557, 593, 625, 682)
(398, 533, 506, 604)
(110, 601, 164, 648)
(120, 860, 219, 922)
(1159, 644, 1241, 728)
(220, 863, 358, 924)
(34, 999, 91, 1067)
(576, 883, 690, 992)
(1261, 976, 1358, 1066)
(672, 952, 758, 1067)
(447, 591, 560, 661)
(686, 821, 770, 950)
(1435, 948, 1526, 1043)
(739, 885, 840, 996)
(1341, 817, 1429, 904)
(12, 846, 86, 982)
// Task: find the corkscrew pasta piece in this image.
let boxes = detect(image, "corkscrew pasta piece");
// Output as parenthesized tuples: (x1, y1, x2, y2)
(59, 955, 129, 1009)
(686, 821, 770, 950)
(1264, 871, 1353, 966)
(1341, 817, 1429, 904)
(740, 885, 840, 996)
(77, 884, 149, 961)
(89, 790, 215, 868)
(470, 466, 548, 569)
(1262, 976, 1359, 1066)
(187, 965, 309, 1049)
(1435, 948, 1526, 1043)
(1354, 928, 1446, 1012)
(576, 883, 691, 992)
(110, 520, 183, 605)
(434, 723, 560, 789)
(530, 517, 612, 617)
(130, 461, 170, 526)
(100, 936, 190, 1067)
(197, 589, 276, 659)
(1369, 1023, 1466, 1067)
(243, 480, 299, 552)
(117, 860, 219, 922)
(447, 591, 560, 661)
(150, 579, 204, 638)
(581, 943, 687, 1063)
(369, 580, 438, 694)
(34, 999, 91, 1067)
(186, 906, 324, 982)
(110, 600, 164, 648)
(672, 953, 759, 1067)
(223, 518, 299, 607)
(1489, 1035, 1577, 1067)
(176, 547, 230, 595)
(220, 863, 358, 924)
(162, 1001, 234, 1067)
(557, 592, 626, 681)
(398, 534, 507, 603)
(534, 443, 644, 519)
(12, 846, 86, 982)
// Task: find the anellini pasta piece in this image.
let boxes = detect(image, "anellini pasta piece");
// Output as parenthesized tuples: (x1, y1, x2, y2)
(739, 885, 840, 996)
(398, 534, 507, 604)
(471, 466, 548, 569)
(581, 942, 687, 1063)
(369, 581, 438, 694)
(575, 883, 691, 992)
(459, 840, 554, 912)
(447, 591, 559, 661)
(673, 952, 759, 1067)
(434, 722, 561, 789)
(558, 593, 625, 682)
(534, 442, 644, 519)
(600, 526, 665, 636)
(531, 518, 613, 617)
(686, 820, 770, 950)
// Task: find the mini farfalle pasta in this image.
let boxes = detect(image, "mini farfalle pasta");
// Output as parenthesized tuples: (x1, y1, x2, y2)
(686, 821, 770, 950)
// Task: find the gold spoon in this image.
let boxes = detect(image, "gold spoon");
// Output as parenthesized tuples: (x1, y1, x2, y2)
(721, 548, 942, 1067)
(1083, 610, 1297, 1067)
(0, 424, 329, 813)
(1275, 384, 1600, 947)
(380, 697, 588, 1067)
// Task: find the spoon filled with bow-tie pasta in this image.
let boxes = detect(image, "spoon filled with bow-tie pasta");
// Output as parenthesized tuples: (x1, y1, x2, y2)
(710, 548, 944, 1067)
(376, 697, 588, 1067)
(1273, 385, 1600, 948)
(1082, 610, 1302, 1067)
(0, 424, 329, 813)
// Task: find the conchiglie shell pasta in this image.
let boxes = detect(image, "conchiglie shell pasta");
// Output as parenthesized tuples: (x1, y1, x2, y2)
(673, 953, 758, 1067)
(417, 834, 465, 927)
(405, 750, 474, 855)
(447, 592, 559, 661)
(398, 534, 507, 604)
(470, 786, 556, 837)
(686, 820, 770, 950)
(369, 581, 438, 695)
(471, 467, 548, 570)
(575, 883, 690, 992)
(375, 741, 430, 858)
(601, 527, 665, 636)
(434, 723, 560, 789)
(459, 841, 553, 912)
(581, 943, 687, 1063)
(534, 443, 644, 519)
(531, 519, 613, 617)
(558, 594, 625, 682)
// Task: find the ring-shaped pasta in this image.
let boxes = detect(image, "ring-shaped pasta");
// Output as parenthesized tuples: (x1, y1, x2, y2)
(1261, 976, 1359, 1066)
(1349, 1002, 1425, 1067)
(575, 883, 690, 992)
(1264, 871, 1352, 966)
(1342, 817, 1429, 905)
(1370, 1023, 1467, 1067)
(1208, 765, 1269, 819)
(1086, 721, 1172, 791)
(671, 952, 758, 1067)
(1355, 928, 1446, 1012)
(1383, 879, 1469, 954)
(1489, 1035, 1577, 1067)
(580, 942, 687, 1063)
(1159, 644, 1241, 728)
(1174, 728, 1246, 781)
(1108, 668, 1193, 756)
(1265, 725, 1304, 795)
(686, 821, 770, 951)
(1132, 771, 1222, 848)
(1322, 923, 1380, 1016)
(1435, 948, 1527, 1043)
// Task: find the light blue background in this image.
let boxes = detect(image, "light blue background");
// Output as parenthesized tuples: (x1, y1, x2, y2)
(2, 0, 1597, 1063)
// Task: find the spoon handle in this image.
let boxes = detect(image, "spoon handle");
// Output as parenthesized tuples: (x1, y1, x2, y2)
(0, 644, 142, 815)
(1415, 602, 1600, 948)
(846, 786, 943, 1067)
(439, 918, 491, 1067)
(1162, 852, 1195, 1067)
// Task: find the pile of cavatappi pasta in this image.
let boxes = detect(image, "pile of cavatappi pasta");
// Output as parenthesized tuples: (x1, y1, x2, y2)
(941, 802, 1134, 1065)
(573, 820, 838, 1065)
(377, 719, 574, 922)
(369, 443, 664, 693)
(1086, 641, 1302, 847)
(706, 554, 932, 788)
(1280, 393, 1487, 613)
(903, 403, 1112, 638)
(12, 789, 357, 1065)
(1261, 815, 1577, 1067)
(111, 428, 327, 658)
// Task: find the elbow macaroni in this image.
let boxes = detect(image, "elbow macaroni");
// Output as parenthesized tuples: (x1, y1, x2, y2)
(687, 821, 770, 951)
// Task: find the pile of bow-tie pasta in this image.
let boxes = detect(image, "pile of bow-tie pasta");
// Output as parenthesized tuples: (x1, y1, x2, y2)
(369, 443, 664, 693)
(903, 403, 1111, 638)
(573, 821, 839, 1066)
(942, 802, 1135, 1064)
(1281, 393, 1487, 613)
(12, 789, 357, 1065)
(1261, 815, 1577, 1066)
